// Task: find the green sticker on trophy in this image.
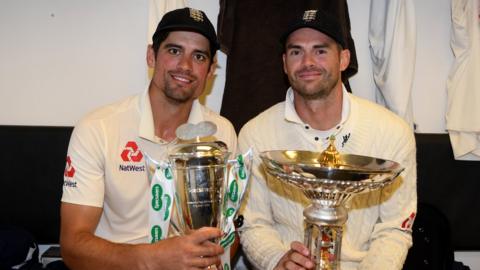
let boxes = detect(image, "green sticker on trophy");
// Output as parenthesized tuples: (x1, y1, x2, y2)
(145, 153, 175, 243)
(151, 184, 163, 211)
(146, 122, 253, 269)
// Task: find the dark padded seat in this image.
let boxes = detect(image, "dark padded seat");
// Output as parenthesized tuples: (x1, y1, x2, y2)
(0, 125, 73, 244)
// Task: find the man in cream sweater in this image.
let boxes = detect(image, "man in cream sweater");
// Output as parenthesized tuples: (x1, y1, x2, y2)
(238, 9, 417, 270)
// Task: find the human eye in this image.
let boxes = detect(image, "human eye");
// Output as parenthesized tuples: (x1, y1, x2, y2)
(167, 47, 181, 55)
(315, 48, 327, 55)
(289, 49, 301, 56)
(193, 53, 208, 62)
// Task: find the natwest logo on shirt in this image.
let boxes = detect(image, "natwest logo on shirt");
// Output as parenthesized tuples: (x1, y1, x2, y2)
(119, 141, 145, 172)
(64, 156, 75, 178)
(121, 141, 143, 162)
(401, 212, 416, 231)
(64, 156, 77, 188)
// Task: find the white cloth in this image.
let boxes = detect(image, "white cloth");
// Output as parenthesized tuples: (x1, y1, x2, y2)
(238, 88, 417, 270)
(61, 87, 237, 244)
(147, 1, 186, 83)
(446, 0, 480, 160)
(148, 0, 185, 43)
(369, 0, 416, 126)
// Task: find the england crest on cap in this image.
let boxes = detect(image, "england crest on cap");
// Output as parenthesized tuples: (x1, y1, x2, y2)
(189, 8, 204, 22)
(303, 10, 318, 22)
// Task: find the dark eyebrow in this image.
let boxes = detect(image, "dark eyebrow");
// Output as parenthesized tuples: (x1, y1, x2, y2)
(163, 43, 182, 49)
(286, 42, 330, 50)
(286, 44, 302, 50)
(162, 43, 210, 59)
(313, 43, 329, 49)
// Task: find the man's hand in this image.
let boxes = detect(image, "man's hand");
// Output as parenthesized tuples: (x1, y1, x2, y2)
(150, 227, 224, 270)
(61, 203, 224, 270)
(274, 241, 314, 270)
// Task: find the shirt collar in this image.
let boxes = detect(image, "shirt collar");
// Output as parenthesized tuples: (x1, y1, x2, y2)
(138, 86, 205, 143)
(284, 85, 351, 127)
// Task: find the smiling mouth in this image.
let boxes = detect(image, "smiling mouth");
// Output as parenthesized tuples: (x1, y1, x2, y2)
(298, 72, 322, 80)
(170, 73, 194, 84)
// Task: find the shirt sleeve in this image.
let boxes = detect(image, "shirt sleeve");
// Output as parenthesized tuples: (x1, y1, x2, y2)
(237, 125, 289, 270)
(359, 126, 417, 270)
(61, 118, 106, 208)
(369, 0, 416, 125)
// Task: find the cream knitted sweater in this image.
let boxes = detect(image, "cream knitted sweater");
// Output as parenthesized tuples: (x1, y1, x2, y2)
(238, 89, 416, 270)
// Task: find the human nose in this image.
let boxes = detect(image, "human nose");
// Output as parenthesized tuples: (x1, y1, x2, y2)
(176, 54, 193, 71)
(302, 52, 315, 67)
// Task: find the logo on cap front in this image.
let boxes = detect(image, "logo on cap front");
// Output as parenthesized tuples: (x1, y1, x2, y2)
(189, 8, 204, 22)
(303, 10, 318, 22)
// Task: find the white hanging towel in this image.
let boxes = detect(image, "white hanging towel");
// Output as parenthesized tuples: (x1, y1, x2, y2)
(446, 0, 480, 160)
(369, 0, 417, 126)
(146, 0, 185, 82)
(148, 0, 186, 43)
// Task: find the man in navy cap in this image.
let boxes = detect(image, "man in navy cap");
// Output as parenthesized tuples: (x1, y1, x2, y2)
(60, 8, 237, 269)
(238, 9, 417, 270)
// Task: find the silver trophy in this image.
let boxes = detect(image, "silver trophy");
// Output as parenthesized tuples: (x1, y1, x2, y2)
(260, 137, 403, 270)
(167, 121, 251, 257)
(144, 122, 251, 269)
(168, 140, 230, 233)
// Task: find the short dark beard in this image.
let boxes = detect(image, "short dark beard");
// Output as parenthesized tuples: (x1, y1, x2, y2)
(163, 84, 193, 104)
(150, 79, 193, 105)
(291, 70, 337, 100)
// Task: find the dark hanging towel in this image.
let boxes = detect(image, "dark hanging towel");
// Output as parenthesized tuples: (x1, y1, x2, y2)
(218, 0, 358, 132)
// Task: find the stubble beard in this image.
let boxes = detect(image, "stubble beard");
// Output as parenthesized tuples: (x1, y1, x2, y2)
(291, 69, 338, 100)
(162, 72, 198, 104)
(163, 83, 194, 104)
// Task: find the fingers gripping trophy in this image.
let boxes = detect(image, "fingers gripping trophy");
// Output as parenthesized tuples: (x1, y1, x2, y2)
(145, 121, 252, 270)
(260, 137, 403, 270)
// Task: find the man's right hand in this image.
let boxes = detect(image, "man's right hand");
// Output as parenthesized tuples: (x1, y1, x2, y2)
(274, 241, 314, 270)
(61, 202, 224, 270)
(148, 227, 224, 270)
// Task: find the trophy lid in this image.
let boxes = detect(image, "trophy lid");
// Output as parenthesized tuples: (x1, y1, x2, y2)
(169, 141, 229, 161)
(169, 121, 230, 163)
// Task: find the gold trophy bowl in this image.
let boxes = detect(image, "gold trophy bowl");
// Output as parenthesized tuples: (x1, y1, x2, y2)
(260, 138, 404, 270)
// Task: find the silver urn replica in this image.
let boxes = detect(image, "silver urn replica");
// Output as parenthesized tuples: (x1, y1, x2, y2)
(260, 137, 404, 270)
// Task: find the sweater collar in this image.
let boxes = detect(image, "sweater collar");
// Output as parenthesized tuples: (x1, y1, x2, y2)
(284, 85, 351, 128)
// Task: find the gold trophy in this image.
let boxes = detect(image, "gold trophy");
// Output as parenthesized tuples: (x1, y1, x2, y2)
(260, 137, 403, 270)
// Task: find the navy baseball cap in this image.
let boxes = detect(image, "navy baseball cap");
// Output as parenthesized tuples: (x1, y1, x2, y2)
(281, 9, 347, 49)
(152, 7, 220, 53)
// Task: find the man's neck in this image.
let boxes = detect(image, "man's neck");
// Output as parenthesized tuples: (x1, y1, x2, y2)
(293, 86, 343, 131)
(148, 87, 194, 142)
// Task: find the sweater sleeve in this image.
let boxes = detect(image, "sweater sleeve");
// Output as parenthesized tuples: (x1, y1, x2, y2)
(237, 124, 289, 270)
(359, 125, 417, 270)
(368, 0, 416, 125)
